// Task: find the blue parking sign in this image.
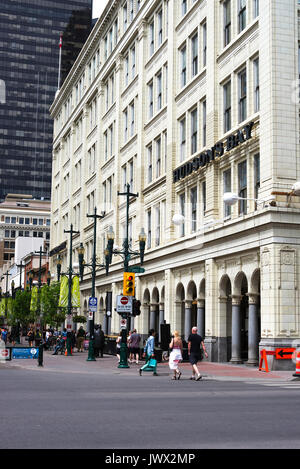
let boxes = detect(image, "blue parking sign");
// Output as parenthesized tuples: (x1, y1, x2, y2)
(89, 296, 97, 312)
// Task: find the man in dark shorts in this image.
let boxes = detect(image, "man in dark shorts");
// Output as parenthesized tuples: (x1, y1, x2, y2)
(188, 327, 208, 380)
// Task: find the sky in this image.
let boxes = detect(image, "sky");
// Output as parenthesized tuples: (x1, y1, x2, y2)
(93, 0, 109, 18)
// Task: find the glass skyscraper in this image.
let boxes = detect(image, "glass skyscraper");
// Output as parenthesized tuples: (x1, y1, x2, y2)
(0, 0, 93, 201)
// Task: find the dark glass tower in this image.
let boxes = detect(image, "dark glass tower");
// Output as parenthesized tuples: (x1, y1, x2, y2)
(0, 0, 93, 201)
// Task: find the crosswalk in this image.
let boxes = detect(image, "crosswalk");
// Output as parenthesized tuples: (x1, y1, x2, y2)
(245, 379, 300, 390)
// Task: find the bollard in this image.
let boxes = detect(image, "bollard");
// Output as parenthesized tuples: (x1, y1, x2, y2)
(38, 343, 43, 367)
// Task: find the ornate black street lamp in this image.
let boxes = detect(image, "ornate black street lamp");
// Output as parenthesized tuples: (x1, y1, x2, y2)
(77, 207, 105, 361)
(57, 224, 80, 356)
(106, 183, 146, 368)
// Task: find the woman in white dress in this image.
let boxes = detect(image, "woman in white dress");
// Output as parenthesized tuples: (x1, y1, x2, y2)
(169, 331, 183, 380)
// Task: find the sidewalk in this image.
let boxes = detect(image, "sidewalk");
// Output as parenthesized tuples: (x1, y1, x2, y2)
(2, 349, 295, 381)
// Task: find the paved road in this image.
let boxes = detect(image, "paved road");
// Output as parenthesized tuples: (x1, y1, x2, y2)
(1, 352, 299, 449)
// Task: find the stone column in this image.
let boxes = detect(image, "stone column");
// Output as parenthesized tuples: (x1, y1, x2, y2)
(184, 300, 192, 342)
(246, 293, 260, 366)
(230, 295, 243, 364)
(197, 298, 205, 338)
(149, 304, 157, 332)
(103, 314, 108, 335)
(159, 302, 164, 342)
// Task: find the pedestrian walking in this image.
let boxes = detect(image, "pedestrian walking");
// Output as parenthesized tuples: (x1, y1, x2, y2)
(1, 327, 8, 344)
(27, 327, 34, 347)
(139, 329, 157, 376)
(76, 326, 85, 352)
(169, 331, 183, 380)
(128, 328, 141, 364)
(187, 326, 208, 380)
(94, 325, 105, 358)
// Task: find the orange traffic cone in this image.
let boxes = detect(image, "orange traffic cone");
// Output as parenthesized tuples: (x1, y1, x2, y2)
(65, 347, 72, 356)
(293, 351, 300, 378)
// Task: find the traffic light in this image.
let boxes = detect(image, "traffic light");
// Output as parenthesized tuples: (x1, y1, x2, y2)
(123, 272, 135, 296)
(132, 299, 141, 316)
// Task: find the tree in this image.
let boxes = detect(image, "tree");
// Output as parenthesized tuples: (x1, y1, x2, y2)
(40, 282, 67, 329)
(7, 288, 33, 327)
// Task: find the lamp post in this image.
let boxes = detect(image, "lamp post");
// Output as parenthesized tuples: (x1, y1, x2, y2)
(1, 271, 11, 320)
(34, 245, 47, 335)
(58, 224, 80, 356)
(77, 207, 105, 361)
(106, 183, 146, 368)
(16, 261, 25, 291)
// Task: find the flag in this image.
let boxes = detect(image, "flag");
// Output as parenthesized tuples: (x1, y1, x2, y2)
(58, 276, 68, 308)
(71, 276, 80, 308)
(30, 286, 38, 313)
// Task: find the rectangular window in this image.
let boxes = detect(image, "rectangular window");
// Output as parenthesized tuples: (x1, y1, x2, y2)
(190, 187, 197, 232)
(253, 58, 260, 112)
(149, 21, 154, 56)
(131, 45, 136, 79)
(179, 193, 185, 237)
(202, 22, 207, 67)
(129, 160, 134, 191)
(202, 100, 207, 147)
(253, 0, 259, 18)
(130, 102, 135, 137)
(224, 0, 231, 47)
(238, 68, 247, 123)
(238, 160, 247, 215)
(157, 10, 163, 46)
(191, 33, 198, 77)
(155, 205, 160, 246)
(123, 3, 128, 31)
(191, 108, 198, 154)
(125, 55, 129, 86)
(180, 118, 186, 162)
(147, 209, 152, 249)
(182, 0, 187, 16)
(124, 109, 128, 141)
(180, 46, 187, 88)
(202, 181, 206, 215)
(254, 154, 260, 209)
(156, 137, 161, 178)
(148, 145, 153, 183)
(223, 168, 231, 218)
(224, 80, 231, 132)
(238, 0, 247, 33)
(148, 82, 153, 118)
(157, 72, 162, 110)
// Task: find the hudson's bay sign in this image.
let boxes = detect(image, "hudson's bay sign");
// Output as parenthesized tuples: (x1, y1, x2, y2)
(173, 122, 254, 183)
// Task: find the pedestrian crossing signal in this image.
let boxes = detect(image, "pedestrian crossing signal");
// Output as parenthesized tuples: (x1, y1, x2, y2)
(123, 272, 135, 296)
(132, 299, 141, 316)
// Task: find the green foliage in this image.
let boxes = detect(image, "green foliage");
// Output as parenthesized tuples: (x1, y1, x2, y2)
(73, 315, 87, 324)
(7, 288, 33, 327)
(40, 282, 67, 329)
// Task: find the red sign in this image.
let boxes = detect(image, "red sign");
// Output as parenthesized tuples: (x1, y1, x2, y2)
(120, 296, 129, 305)
(1, 349, 9, 357)
(275, 348, 295, 360)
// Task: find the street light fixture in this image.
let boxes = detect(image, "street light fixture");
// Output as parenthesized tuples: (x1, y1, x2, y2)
(223, 192, 276, 207)
(106, 183, 146, 369)
(77, 207, 106, 362)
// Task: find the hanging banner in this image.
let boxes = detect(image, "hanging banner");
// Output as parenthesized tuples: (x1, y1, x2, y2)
(71, 276, 80, 308)
(0, 298, 6, 316)
(30, 286, 38, 313)
(58, 275, 68, 307)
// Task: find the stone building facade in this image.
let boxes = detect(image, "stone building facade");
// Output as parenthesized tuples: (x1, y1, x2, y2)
(50, 0, 300, 369)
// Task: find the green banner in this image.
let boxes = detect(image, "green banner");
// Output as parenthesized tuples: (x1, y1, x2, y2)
(58, 276, 68, 307)
(30, 286, 38, 313)
(72, 276, 80, 308)
(0, 298, 6, 316)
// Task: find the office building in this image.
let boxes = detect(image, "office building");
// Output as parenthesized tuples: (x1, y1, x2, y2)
(0, 0, 93, 201)
(50, 0, 300, 370)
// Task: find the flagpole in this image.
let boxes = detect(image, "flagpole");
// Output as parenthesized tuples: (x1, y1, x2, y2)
(57, 33, 62, 91)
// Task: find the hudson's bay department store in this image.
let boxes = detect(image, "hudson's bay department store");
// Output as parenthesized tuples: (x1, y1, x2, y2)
(50, 0, 300, 369)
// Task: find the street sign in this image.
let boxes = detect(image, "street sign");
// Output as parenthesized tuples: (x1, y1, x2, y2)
(89, 296, 98, 312)
(11, 347, 39, 359)
(0, 348, 11, 360)
(127, 266, 145, 273)
(116, 295, 133, 313)
(275, 348, 296, 360)
(120, 318, 127, 330)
